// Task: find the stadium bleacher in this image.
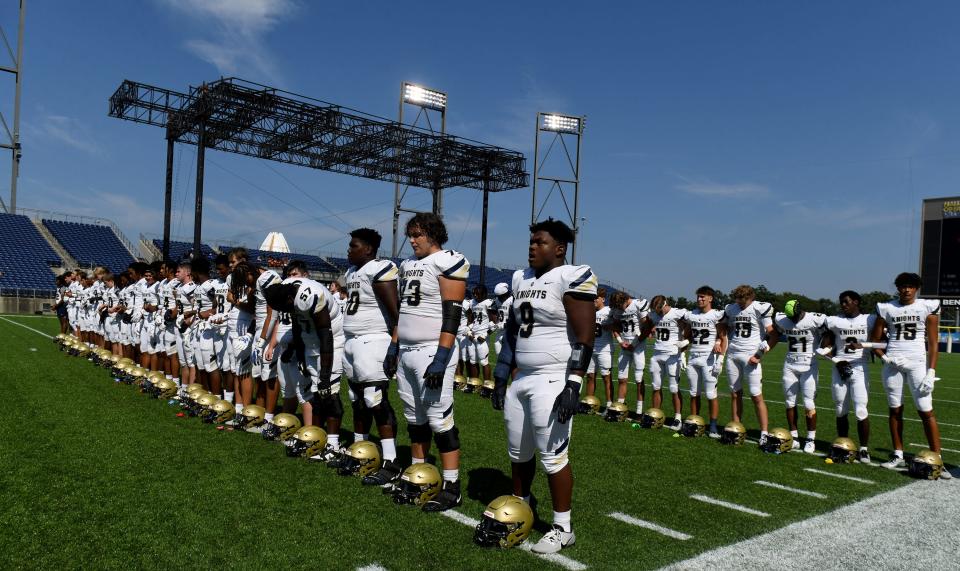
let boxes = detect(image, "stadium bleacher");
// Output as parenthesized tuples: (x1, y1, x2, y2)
(0, 213, 60, 293)
(216, 245, 341, 274)
(43, 219, 134, 275)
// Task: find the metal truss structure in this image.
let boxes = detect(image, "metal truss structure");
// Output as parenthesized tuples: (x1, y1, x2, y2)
(531, 112, 585, 263)
(109, 77, 528, 262)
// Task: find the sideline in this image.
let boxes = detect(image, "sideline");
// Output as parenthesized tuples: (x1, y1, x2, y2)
(0, 315, 54, 339)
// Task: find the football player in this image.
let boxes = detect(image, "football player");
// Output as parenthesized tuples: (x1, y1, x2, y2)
(492, 282, 513, 356)
(65, 270, 81, 337)
(242, 260, 282, 424)
(609, 291, 650, 416)
(641, 296, 690, 429)
(170, 261, 197, 388)
(266, 260, 306, 426)
(191, 258, 218, 393)
(773, 300, 826, 453)
(870, 272, 950, 477)
(157, 261, 181, 382)
(264, 274, 338, 451)
(820, 290, 874, 463)
(126, 262, 148, 362)
(226, 249, 256, 418)
(55, 272, 70, 335)
(386, 212, 469, 512)
(139, 263, 161, 371)
(683, 286, 727, 438)
(338, 228, 403, 485)
(492, 218, 597, 554)
(723, 285, 778, 445)
(585, 287, 614, 410)
(467, 284, 495, 385)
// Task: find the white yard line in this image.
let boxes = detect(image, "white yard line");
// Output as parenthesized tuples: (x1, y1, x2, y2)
(440, 510, 588, 571)
(909, 443, 960, 454)
(764, 378, 960, 403)
(0, 316, 54, 339)
(688, 494, 769, 517)
(607, 512, 693, 540)
(940, 436, 960, 443)
(753, 480, 827, 499)
(356, 565, 388, 571)
(803, 468, 875, 484)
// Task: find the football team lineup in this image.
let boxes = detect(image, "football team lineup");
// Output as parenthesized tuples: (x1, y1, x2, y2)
(33, 214, 955, 568)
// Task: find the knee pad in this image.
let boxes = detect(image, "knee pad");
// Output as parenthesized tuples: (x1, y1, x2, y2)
(855, 405, 868, 421)
(706, 387, 718, 400)
(407, 423, 432, 444)
(371, 399, 397, 429)
(479, 356, 489, 367)
(836, 402, 849, 417)
(669, 377, 679, 394)
(433, 426, 460, 453)
(804, 406, 817, 418)
(540, 438, 570, 475)
(803, 397, 817, 411)
(362, 383, 386, 409)
(784, 394, 797, 407)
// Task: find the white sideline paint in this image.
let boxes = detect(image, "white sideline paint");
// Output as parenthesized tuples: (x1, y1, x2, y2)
(607, 512, 692, 540)
(689, 494, 770, 517)
(440, 510, 588, 571)
(0, 316, 54, 339)
(940, 436, 960, 443)
(909, 443, 960, 454)
(753, 480, 827, 499)
(803, 468, 874, 484)
(357, 565, 388, 571)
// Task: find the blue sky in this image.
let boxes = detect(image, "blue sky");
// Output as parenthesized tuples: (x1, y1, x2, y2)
(6, 1, 960, 298)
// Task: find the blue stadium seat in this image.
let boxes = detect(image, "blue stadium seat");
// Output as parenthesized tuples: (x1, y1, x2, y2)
(44, 219, 134, 274)
(216, 245, 341, 274)
(0, 213, 60, 292)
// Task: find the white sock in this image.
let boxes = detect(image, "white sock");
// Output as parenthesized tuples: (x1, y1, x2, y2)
(606, 401, 612, 408)
(617, 398, 625, 404)
(636, 400, 644, 413)
(893, 449, 903, 458)
(234, 404, 243, 414)
(859, 446, 868, 452)
(173, 378, 181, 387)
(381, 438, 397, 462)
(411, 457, 425, 464)
(761, 430, 769, 437)
(790, 430, 799, 439)
(674, 413, 682, 421)
(224, 391, 234, 403)
(553, 510, 572, 533)
(442, 469, 459, 483)
(328, 434, 339, 448)
(807, 430, 816, 441)
(354, 433, 367, 442)
(264, 413, 274, 422)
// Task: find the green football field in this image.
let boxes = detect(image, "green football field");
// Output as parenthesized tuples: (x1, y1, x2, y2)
(1, 314, 957, 570)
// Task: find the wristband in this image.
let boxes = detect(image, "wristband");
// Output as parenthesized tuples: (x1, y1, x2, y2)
(880, 354, 891, 364)
(566, 374, 583, 386)
(677, 339, 690, 350)
(859, 342, 887, 349)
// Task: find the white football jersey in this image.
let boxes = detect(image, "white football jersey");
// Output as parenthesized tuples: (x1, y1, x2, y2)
(510, 264, 598, 375)
(614, 297, 649, 344)
(493, 296, 513, 330)
(826, 313, 875, 363)
(132, 278, 147, 313)
(210, 277, 233, 318)
(685, 308, 725, 355)
(469, 298, 495, 336)
(875, 298, 940, 358)
(193, 279, 216, 314)
(773, 312, 827, 361)
(254, 269, 282, 327)
(650, 307, 689, 353)
(397, 249, 470, 346)
(283, 277, 331, 346)
(324, 283, 345, 349)
(458, 299, 471, 336)
(343, 259, 398, 337)
(593, 305, 614, 351)
(67, 281, 81, 306)
(143, 281, 160, 308)
(724, 301, 774, 354)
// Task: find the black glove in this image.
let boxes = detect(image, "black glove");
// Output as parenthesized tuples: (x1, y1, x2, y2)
(163, 309, 175, 325)
(836, 360, 854, 381)
(383, 341, 399, 379)
(552, 379, 581, 424)
(315, 369, 333, 396)
(423, 346, 452, 390)
(492, 375, 508, 411)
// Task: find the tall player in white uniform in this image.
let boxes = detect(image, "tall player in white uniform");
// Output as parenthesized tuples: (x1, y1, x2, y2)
(492, 282, 513, 356)
(387, 213, 469, 512)
(139, 264, 161, 371)
(585, 287, 614, 410)
(239, 261, 282, 424)
(642, 296, 690, 429)
(870, 272, 950, 477)
(337, 229, 403, 485)
(609, 291, 650, 413)
(467, 284, 495, 385)
(170, 261, 197, 388)
(492, 218, 597, 554)
(820, 290, 875, 464)
(773, 300, 826, 453)
(683, 286, 727, 438)
(723, 285, 778, 445)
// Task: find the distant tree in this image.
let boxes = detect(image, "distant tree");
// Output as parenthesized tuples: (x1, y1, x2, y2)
(675, 296, 693, 310)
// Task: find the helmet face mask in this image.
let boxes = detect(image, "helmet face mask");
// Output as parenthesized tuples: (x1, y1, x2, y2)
(473, 495, 534, 549)
(909, 449, 944, 480)
(579, 395, 601, 415)
(455, 375, 467, 391)
(721, 421, 746, 445)
(337, 441, 381, 477)
(761, 428, 793, 454)
(238, 405, 267, 430)
(680, 415, 706, 438)
(262, 413, 301, 441)
(480, 380, 495, 398)
(829, 438, 857, 463)
(604, 402, 628, 422)
(286, 426, 328, 458)
(464, 378, 482, 394)
(392, 463, 441, 506)
(640, 408, 665, 429)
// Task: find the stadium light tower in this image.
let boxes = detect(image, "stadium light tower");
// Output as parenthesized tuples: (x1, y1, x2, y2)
(531, 112, 585, 263)
(391, 81, 447, 257)
(0, 0, 25, 214)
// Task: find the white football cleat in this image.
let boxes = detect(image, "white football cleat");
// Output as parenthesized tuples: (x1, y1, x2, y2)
(881, 455, 905, 470)
(857, 449, 871, 464)
(941, 466, 953, 480)
(531, 525, 576, 554)
(803, 440, 816, 454)
(791, 439, 801, 451)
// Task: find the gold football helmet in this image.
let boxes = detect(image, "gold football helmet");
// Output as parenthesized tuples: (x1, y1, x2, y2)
(454, 374, 467, 391)
(465, 377, 482, 394)
(286, 425, 328, 458)
(480, 380, 496, 398)
(579, 395, 601, 415)
(680, 415, 706, 438)
(338, 441, 381, 477)
(261, 413, 302, 442)
(195, 393, 219, 414)
(909, 448, 944, 480)
(155, 379, 178, 400)
(604, 401, 629, 422)
(184, 389, 209, 416)
(761, 427, 794, 454)
(392, 463, 441, 506)
(474, 495, 534, 549)
(238, 404, 267, 431)
(829, 437, 857, 464)
(203, 399, 236, 424)
(640, 407, 665, 429)
(721, 421, 747, 445)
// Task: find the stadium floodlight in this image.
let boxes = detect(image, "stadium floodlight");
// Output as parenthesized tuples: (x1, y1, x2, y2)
(402, 83, 447, 111)
(541, 113, 583, 134)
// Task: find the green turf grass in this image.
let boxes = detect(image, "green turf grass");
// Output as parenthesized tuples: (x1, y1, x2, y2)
(1, 315, 957, 570)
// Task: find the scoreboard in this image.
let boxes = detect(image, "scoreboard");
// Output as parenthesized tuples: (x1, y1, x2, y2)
(920, 196, 960, 303)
